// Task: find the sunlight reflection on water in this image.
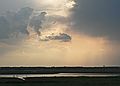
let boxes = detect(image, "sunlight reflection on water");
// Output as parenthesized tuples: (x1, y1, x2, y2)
(0, 73, 120, 78)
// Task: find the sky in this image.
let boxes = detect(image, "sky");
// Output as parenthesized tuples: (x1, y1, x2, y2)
(0, 0, 120, 66)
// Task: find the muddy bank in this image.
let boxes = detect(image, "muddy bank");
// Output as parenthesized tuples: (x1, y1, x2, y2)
(0, 67, 120, 74)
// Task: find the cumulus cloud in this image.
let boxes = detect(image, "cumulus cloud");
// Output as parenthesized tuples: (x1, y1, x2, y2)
(39, 33, 72, 42)
(27, 10, 72, 42)
(48, 33, 71, 42)
(0, 7, 72, 43)
(70, 0, 120, 41)
(28, 12, 47, 36)
(0, 7, 33, 40)
(0, 16, 10, 39)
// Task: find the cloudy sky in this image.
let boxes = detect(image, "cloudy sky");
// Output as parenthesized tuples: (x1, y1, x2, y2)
(0, 0, 120, 66)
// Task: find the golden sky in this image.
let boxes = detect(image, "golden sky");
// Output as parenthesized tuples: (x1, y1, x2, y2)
(0, 0, 120, 66)
(0, 32, 114, 66)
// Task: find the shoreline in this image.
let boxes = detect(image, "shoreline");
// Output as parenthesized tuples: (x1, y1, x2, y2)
(0, 67, 120, 74)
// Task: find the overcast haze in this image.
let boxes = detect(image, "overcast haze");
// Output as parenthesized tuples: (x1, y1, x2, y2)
(0, 0, 120, 66)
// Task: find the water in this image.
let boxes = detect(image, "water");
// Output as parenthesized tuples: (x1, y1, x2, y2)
(0, 73, 119, 79)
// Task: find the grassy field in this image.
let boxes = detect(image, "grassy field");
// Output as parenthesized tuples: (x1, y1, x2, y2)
(0, 76, 120, 86)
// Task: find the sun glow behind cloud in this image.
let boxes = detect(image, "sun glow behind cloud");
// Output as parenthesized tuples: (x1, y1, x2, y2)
(0, 0, 120, 66)
(26, 0, 75, 42)
(33, 0, 76, 16)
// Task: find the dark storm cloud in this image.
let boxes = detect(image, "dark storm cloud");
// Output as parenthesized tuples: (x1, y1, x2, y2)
(71, 0, 120, 40)
(0, 0, 33, 14)
(0, 7, 33, 39)
(0, 16, 10, 39)
(11, 7, 33, 34)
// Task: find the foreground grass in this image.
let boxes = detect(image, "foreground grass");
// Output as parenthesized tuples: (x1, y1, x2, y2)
(0, 76, 120, 86)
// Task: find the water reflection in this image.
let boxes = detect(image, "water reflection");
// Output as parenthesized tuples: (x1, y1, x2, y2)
(0, 73, 119, 78)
